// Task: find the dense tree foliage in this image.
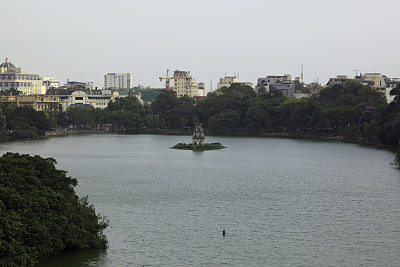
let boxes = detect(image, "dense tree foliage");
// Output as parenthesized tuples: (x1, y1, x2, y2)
(0, 153, 108, 266)
(0, 104, 49, 140)
(0, 108, 6, 142)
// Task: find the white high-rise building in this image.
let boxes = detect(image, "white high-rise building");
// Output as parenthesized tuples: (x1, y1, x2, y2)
(104, 73, 132, 89)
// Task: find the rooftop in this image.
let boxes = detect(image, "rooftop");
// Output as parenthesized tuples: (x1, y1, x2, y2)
(0, 58, 16, 72)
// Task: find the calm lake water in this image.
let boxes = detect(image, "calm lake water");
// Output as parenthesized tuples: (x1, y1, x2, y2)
(1, 134, 399, 266)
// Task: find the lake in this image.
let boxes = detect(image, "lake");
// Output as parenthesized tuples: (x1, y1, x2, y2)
(1, 134, 399, 266)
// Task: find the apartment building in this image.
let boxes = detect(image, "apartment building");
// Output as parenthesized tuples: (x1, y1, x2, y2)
(104, 73, 132, 89)
(217, 75, 239, 89)
(255, 74, 295, 96)
(173, 70, 198, 97)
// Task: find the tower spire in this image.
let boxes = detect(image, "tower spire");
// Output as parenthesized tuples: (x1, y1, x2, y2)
(301, 64, 304, 83)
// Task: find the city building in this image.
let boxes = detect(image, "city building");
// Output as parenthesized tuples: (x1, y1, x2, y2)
(255, 74, 295, 96)
(0, 94, 59, 111)
(385, 78, 400, 103)
(361, 73, 388, 92)
(354, 73, 398, 102)
(57, 90, 119, 111)
(104, 73, 132, 89)
(173, 70, 198, 97)
(256, 74, 292, 91)
(325, 73, 400, 102)
(257, 74, 292, 87)
(42, 77, 60, 91)
(326, 75, 350, 87)
(197, 82, 207, 97)
(0, 58, 46, 94)
(271, 82, 295, 97)
(217, 75, 239, 89)
(51, 80, 101, 93)
(47, 87, 143, 111)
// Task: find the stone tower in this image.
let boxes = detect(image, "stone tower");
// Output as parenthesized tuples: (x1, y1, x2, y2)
(192, 123, 205, 145)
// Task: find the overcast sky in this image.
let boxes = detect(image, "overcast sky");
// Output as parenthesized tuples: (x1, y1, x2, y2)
(2, 0, 399, 89)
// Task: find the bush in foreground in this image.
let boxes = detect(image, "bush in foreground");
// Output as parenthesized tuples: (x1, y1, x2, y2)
(0, 153, 108, 267)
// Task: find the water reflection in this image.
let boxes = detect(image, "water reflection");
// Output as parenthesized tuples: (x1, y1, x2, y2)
(36, 249, 108, 267)
(391, 152, 400, 168)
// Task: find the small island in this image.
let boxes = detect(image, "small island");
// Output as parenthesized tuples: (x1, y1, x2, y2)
(171, 123, 226, 151)
(172, 142, 226, 151)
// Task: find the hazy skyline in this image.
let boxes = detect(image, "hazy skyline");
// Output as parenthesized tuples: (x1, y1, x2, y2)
(2, 0, 400, 89)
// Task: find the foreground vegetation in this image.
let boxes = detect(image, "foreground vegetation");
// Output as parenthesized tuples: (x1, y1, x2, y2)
(172, 142, 225, 151)
(0, 153, 108, 266)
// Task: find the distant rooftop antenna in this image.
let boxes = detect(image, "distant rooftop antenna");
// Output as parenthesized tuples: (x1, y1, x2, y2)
(210, 79, 213, 92)
(301, 64, 304, 83)
(353, 69, 359, 77)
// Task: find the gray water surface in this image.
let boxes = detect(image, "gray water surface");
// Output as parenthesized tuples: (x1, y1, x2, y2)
(1, 134, 399, 266)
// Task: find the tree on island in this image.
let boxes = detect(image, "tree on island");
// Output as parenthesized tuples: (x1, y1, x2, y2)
(0, 153, 108, 267)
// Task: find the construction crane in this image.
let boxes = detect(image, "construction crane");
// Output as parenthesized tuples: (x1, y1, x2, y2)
(159, 69, 172, 91)
(159, 69, 188, 91)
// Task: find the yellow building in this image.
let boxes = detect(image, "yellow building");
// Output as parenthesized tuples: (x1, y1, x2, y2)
(217, 75, 239, 89)
(0, 95, 60, 111)
(173, 70, 198, 97)
(362, 73, 388, 92)
(0, 58, 46, 95)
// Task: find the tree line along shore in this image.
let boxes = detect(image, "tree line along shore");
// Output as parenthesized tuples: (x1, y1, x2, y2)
(1, 81, 400, 147)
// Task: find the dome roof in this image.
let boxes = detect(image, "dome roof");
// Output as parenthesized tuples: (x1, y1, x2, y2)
(0, 58, 16, 72)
